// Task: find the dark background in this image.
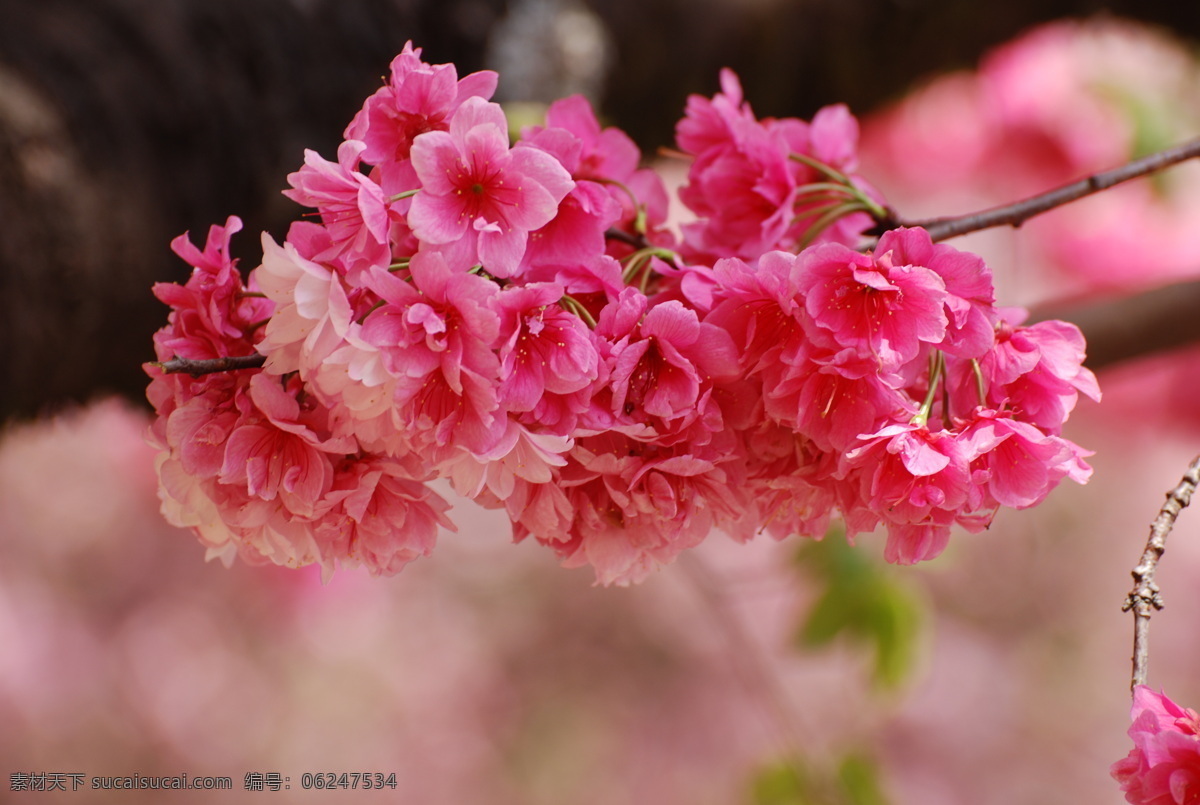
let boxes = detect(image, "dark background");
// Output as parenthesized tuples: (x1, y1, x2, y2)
(2, 0, 1197, 420)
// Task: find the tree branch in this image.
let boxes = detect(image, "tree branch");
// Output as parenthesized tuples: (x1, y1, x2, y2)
(153, 353, 266, 376)
(862, 137, 1200, 248)
(1123, 454, 1200, 692)
(1027, 278, 1200, 371)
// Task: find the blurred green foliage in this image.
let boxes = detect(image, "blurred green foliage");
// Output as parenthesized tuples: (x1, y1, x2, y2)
(793, 529, 923, 690)
(750, 752, 889, 805)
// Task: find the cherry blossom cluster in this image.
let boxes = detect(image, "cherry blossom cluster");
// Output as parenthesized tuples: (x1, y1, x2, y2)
(146, 43, 1097, 584)
(1113, 686, 1200, 804)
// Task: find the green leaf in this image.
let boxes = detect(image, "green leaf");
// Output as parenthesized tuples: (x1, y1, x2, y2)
(793, 530, 923, 689)
(749, 760, 809, 805)
(748, 753, 892, 805)
(837, 754, 890, 805)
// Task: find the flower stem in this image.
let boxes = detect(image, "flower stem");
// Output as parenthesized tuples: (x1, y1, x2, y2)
(560, 294, 597, 328)
(911, 350, 945, 427)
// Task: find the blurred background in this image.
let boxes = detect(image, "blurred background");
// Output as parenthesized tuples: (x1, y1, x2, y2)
(5, 0, 1200, 802)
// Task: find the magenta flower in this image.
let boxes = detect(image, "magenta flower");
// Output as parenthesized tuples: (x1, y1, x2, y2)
(152, 216, 271, 359)
(982, 315, 1102, 433)
(494, 282, 600, 415)
(840, 423, 973, 563)
(532, 434, 747, 585)
(1113, 686, 1200, 804)
(961, 412, 1093, 510)
(675, 68, 756, 158)
(676, 70, 878, 259)
(598, 291, 739, 439)
(345, 41, 498, 170)
(407, 97, 574, 278)
(874, 227, 997, 359)
(360, 251, 506, 456)
(219, 374, 355, 519)
(796, 241, 948, 370)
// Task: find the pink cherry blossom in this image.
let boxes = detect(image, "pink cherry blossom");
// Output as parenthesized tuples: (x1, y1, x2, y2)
(218, 374, 355, 518)
(677, 70, 879, 259)
(982, 314, 1102, 433)
(1113, 686, 1200, 805)
(840, 423, 973, 564)
(796, 240, 948, 370)
(314, 456, 454, 577)
(675, 68, 756, 158)
(605, 296, 739, 428)
(677, 114, 801, 259)
(361, 251, 506, 456)
(494, 282, 600, 416)
(345, 41, 498, 169)
(252, 232, 354, 377)
(282, 140, 393, 272)
(152, 216, 271, 362)
(407, 97, 574, 278)
(873, 227, 997, 359)
(534, 434, 747, 585)
(522, 176, 621, 269)
(145, 45, 1102, 585)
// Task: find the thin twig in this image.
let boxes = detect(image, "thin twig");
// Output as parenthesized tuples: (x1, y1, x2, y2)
(1123, 454, 1200, 692)
(862, 137, 1200, 248)
(153, 353, 266, 376)
(604, 227, 645, 249)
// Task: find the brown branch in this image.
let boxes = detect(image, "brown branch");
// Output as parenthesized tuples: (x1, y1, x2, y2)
(604, 226, 647, 249)
(862, 137, 1200, 248)
(154, 353, 266, 376)
(1122, 454, 1200, 692)
(1027, 278, 1200, 371)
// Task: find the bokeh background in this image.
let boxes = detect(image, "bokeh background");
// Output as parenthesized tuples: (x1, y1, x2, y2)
(5, 1, 1200, 802)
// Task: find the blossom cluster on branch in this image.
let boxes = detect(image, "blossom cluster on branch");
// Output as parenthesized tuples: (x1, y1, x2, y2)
(145, 43, 1098, 585)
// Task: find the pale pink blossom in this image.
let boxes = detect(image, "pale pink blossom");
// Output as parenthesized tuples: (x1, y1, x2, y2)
(443, 420, 572, 502)
(252, 232, 354, 377)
